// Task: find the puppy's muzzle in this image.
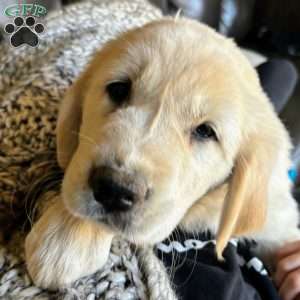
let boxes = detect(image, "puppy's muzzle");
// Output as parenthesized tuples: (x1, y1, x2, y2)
(89, 166, 148, 213)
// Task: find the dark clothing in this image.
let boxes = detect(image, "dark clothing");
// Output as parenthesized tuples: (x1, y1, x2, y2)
(156, 231, 280, 300)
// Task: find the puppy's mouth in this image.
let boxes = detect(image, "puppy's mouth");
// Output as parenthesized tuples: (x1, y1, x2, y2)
(102, 209, 141, 235)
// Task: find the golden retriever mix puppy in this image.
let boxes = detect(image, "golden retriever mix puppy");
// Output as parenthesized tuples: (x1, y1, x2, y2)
(25, 18, 300, 289)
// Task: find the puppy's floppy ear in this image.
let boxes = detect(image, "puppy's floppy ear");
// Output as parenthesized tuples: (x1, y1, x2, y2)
(56, 74, 88, 170)
(216, 132, 277, 259)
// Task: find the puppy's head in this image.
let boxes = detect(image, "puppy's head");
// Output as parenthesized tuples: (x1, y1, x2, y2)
(57, 19, 284, 255)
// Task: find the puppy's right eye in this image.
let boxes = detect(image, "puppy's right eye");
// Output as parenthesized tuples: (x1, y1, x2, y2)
(192, 123, 217, 141)
(106, 80, 131, 105)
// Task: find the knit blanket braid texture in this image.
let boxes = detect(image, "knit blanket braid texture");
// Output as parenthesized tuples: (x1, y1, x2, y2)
(0, 1, 177, 299)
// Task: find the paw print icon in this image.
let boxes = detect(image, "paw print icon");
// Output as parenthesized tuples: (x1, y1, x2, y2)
(4, 16, 44, 47)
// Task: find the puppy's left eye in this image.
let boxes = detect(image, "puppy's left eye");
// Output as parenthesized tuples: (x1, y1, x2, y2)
(192, 123, 217, 141)
(106, 79, 131, 105)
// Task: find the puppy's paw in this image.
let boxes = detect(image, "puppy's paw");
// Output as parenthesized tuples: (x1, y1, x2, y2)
(25, 198, 114, 289)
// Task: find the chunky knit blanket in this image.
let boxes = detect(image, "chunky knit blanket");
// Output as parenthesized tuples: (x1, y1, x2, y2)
(0, 1, 178, 299)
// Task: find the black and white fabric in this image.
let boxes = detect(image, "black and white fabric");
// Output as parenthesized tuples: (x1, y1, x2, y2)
(156, 230, 280, 300)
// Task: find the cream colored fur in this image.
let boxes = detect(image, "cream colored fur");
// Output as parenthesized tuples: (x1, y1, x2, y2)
(25, 18, 300, 289)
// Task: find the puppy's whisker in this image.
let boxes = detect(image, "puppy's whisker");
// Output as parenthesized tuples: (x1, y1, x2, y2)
(172, 227, 187, 283)
(171, 229, 180, 282)
(166, 234, 177, 284)
(73, 131, 99, 149)
(59, 132, 87, 178)
(172, 228, 188, 278)
(179, 228, 199, 288)
(23, 157, 63, 225)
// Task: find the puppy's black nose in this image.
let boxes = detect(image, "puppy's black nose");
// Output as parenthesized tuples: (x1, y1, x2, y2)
(89, 167, 136, 213)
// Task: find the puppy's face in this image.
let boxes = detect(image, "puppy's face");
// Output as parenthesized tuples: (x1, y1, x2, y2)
(57, 19, 274, 248)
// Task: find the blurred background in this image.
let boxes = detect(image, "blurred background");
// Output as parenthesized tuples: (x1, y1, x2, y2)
(0, 0, 299, 192)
